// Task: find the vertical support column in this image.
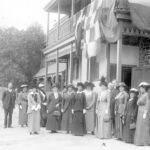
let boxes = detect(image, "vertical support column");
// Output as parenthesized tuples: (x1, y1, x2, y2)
(88, 58, 91, 81)
(56, 49, 59, 83)
(106, 43, 110, 82)
(46, 12, 50, 47)
(57, 0, 60, 40)
(56, 0, 60, 83)
(45, 60, 48, 91)
(69, 42, 73, 83)
(116, 33, 122, 82)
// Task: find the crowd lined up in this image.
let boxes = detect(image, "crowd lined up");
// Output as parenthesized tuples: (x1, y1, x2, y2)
(1, 78, 150, 146)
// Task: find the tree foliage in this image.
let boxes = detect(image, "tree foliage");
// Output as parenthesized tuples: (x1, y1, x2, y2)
(0, 24, 45, 87)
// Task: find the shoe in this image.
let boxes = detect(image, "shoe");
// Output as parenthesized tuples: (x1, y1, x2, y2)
(51, 130, 57, 133)
(4, 126, 7, 129)
(34, 132, 39, 135)
(30, 132, 33, 135)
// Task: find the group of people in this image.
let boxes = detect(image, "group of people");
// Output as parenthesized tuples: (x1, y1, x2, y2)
(1, 78, 150, 146)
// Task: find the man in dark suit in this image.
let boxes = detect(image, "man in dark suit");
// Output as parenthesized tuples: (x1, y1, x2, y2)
(2, 82, 16, 128)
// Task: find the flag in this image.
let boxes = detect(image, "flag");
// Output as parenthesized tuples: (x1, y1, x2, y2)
(75, 9, 86, 57)
(83, 0, 103, 58)
(129, 0, 150, 30)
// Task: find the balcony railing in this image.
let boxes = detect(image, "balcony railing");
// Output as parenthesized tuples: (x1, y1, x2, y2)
(47, 10, 82, 48)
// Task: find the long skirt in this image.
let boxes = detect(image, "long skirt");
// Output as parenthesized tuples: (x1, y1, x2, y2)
(19, 102, 28, 126)
(123, 115, 135, 143)
(71, 111, 86, 136)
(85, 108, 96, 132)
(134, 107, 150, 146)
(40, 105, 47, 127)
(28, 111, 40, 133)
(61, 108, 72, 132)
(96, 103, 111, 139)
(115, 113, 123, 139)
(46, 113, 61, 131)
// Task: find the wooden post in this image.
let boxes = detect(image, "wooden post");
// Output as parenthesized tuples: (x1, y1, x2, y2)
(57, 0, 60, 40)
(45, 60, 48, 91)
(69, 43, 73, 83)
(88, 58, 91, 81)
(46, 12, 50, 47)
(56, 0, 60, 83)
(106, 43, 110, 82)
(116, 34, 122, 82)
(56, 49, 59, 83)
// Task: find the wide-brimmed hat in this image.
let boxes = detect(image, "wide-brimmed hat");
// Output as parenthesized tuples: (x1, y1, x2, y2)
(130, 88, 138, 94)
(67, 84, 74, 89)
(118, 82, 126, 88)
(77, 82, 84, 88)
(84, 81, 95, 88)
(138, 82, 149, 87)
(20, 84, 28, 88)
(38, 83, 45, 88)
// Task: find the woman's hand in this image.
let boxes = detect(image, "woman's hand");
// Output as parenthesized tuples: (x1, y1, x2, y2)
(83, 109, 86, 114)
(56, 104, 59, 107)
(72, 109, 74, 114)
(143, 112, 147, 119)
(61, 109, 64, 113)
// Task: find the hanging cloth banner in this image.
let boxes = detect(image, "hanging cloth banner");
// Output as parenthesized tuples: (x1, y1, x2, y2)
(129, 0, 150, 31)
(95, 0, 119, 43)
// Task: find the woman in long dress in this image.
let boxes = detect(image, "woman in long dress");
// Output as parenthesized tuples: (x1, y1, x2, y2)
(84, 82, 96, 134)
(134, 82, 150, 146)
(61, 84, 75, 133)
(123, 88, 138, 143)
(27, 87, 41, 135)
(18, 84, 28, 127)
(71, 82, 86, 136)
(46, 84, 62, 133)
(96, 78, 111, 139)
(115, 82, 129, 140)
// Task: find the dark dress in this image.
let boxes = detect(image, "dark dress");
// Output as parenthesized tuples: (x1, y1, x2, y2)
(71, 92, 86, 136)
(38, 89, 47, 127)
(123, 97, 138, 143)
(61, 92, 75, 132)
(46, 93, 62, 131)
(110, 88, 119, 134)
(134, 92, 150, 146)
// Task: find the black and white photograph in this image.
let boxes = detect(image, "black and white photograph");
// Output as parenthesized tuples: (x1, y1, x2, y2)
(0, 0, 150, 149)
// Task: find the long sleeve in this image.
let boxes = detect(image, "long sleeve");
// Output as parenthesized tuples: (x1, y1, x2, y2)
(83, 93, 86, 110)
(2, 91, 6, 103)
(145, 93, 150, 113)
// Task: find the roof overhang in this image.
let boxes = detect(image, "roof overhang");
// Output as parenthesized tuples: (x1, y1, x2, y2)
(44, 0, 72, 14)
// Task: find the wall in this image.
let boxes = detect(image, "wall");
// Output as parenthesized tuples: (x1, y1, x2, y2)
(110, 44, 139, 66)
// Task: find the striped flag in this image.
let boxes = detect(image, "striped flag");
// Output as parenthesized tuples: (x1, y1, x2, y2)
(129, 0, 150, 30)
(83, 0, 103, 58)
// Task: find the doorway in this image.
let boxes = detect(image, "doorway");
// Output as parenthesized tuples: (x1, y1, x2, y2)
(122, 66, 132, 88)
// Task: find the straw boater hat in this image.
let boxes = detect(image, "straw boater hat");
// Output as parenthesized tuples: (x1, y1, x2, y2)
(130, 88, 138, 94)
(138, 82, 149, 87)
(20, 84, 28, 88)
(38, 83, 45, 88)
(118, 82, 126, 87)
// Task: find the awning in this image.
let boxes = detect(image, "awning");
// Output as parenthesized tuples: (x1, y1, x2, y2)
(34, 63, 66, 78)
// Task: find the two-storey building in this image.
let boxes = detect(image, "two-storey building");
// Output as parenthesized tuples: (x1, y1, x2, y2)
(34, 0, 150, 90)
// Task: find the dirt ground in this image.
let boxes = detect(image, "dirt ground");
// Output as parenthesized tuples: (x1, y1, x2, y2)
(0, 101, 149, 150)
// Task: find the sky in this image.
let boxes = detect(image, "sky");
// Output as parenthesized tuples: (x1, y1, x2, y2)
(0, 0, 57, 32)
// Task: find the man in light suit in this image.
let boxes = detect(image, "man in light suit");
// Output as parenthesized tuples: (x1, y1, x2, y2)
(2, 82, 16, 128)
